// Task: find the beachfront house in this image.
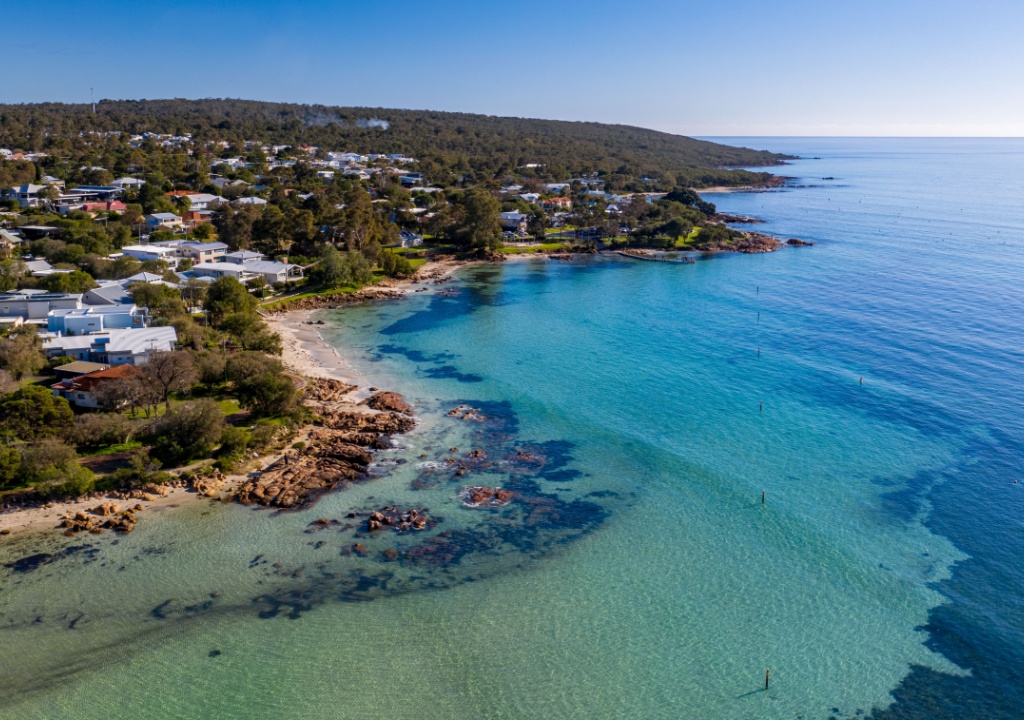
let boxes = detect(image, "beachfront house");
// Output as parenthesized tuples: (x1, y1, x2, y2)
(42, 326, 178, 365)
(51, 364, 140, 409)
(499, 211, 529, 234)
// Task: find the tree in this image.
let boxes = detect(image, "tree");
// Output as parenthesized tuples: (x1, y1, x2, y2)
(0, 385, 74, 440)
(142, 350, 199, 411)
(128, 282, 185, 318)
(203, 276, 257, 324)
(0, 328, 46, 379)
(149, 399, 225, 465)
(0, 259, 24, 291)
(0, 442, 21, 490)
(381, 251, 414, 278)
(193, 349, 227, 388)
(316, 245, 350, 287)
(227, 352, 296, 417)
(455, 188, 502, 252)
(44, 269, 97, 294)
(660, 218, 690, 244)
(219, 312, 282, 354)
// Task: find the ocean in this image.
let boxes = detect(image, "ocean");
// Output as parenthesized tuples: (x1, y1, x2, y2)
(1, 137, 1023, 719)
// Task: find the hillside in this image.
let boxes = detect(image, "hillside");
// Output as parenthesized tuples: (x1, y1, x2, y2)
(0, 99, 788, 189)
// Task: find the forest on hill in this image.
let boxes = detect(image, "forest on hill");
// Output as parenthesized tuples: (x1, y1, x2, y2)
(0, 99, 788, 188)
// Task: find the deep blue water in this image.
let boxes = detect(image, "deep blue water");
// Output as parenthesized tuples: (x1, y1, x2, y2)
(703, 137, 1024, 718)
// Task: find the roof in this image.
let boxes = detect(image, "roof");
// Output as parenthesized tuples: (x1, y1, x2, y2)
(233, 196, 267, 205)
(50, 304, 139, 318)
(52, 363, 140, 392)
(225, 250, 263, 261)
(83, 285, 132, 305)
(181, 241, 227, 251)
(241, 260, 298, 274)
(146, 213, 179, 221)
(53, 360, 109, 376)
(43, 326, 178, 355)
(122, 244, 177, 255)
(123, 272, 166, 284)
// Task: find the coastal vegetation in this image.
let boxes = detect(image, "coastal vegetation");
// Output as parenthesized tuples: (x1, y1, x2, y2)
(0, 99, 789, 191)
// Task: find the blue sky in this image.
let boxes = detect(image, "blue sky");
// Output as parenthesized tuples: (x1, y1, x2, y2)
(4, 0, 1022, 136)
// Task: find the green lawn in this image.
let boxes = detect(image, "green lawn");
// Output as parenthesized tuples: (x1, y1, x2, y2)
(501, 242, 568, 254)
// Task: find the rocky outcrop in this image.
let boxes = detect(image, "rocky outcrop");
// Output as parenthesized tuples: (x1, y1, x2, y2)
(366, 506, 433, 532)
(786, 238, 814, 246)
(320, 409, 416, 434)
(61, 504, 143, 535)
(361, 391, 412, 415)
(191, 471, 227, 498)
(711, 213, 766, 224)
(305, 377, 357, 402)
(446, 405, 486, 422)
(234, 429, 376, 509)
(459, 486, 514, 508)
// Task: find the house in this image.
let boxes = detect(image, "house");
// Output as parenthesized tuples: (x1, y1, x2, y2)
(51, 364, 140, 409)
(517, 193, 541, 204)
(71, 201, 127, 215)
(189, 262, 257, 282)
(17, 225, 62, 240)
(47, 305, 149, 334)
(111, 177, 145, 190)
(189, 258, 303, 286)
(165, 192, 225, 211)
(83, 284, 133, 307)
(233, 196, 267, 206)
(24, 259, 55, 276)
(0, 229, 22, 256)
(121, 244, 180, 267)
(7, 184, 48, 208)
(0, 290, 83, 322)
(399, 230, 423, 248)
(238, 260, 304, 285)
(42, 326, 178, 365)
(542, 197, 572, 211)
(181, 210, 215, 228)
(179, 241, 227, 263)
(121, 271, 170, 286)
(399, 173, 424, 187)
(499, 211, 529, 234)
(144, 213, 183, 230)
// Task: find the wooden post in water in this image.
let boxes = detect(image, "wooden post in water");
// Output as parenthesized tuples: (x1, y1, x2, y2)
(859, 376, 863, 385)
(765, 668, 770, 690)
(762, 490, 765, 505)
(759, 401, 763, 414)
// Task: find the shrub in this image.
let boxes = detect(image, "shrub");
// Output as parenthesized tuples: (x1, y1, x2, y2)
(148, 399, 225, 465)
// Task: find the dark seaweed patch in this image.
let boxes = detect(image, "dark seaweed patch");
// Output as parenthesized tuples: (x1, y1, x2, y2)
(4, 544, 99, 574)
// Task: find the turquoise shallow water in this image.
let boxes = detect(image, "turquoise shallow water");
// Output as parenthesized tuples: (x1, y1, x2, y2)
(2, 138, 1024, 718)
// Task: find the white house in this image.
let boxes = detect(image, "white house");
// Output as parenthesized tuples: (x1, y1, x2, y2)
(47, 305, 148, 334)
(121, 244, 180, 267)
(233, 196, 267, 206)
(144, 213, 183, 230)
(0, 290, 83, 322)
(43, 326, 178, 365)
(179, 241, 228, 264)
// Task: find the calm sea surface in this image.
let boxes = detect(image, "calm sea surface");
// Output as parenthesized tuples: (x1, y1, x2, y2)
(1, 138, 1023, 719)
